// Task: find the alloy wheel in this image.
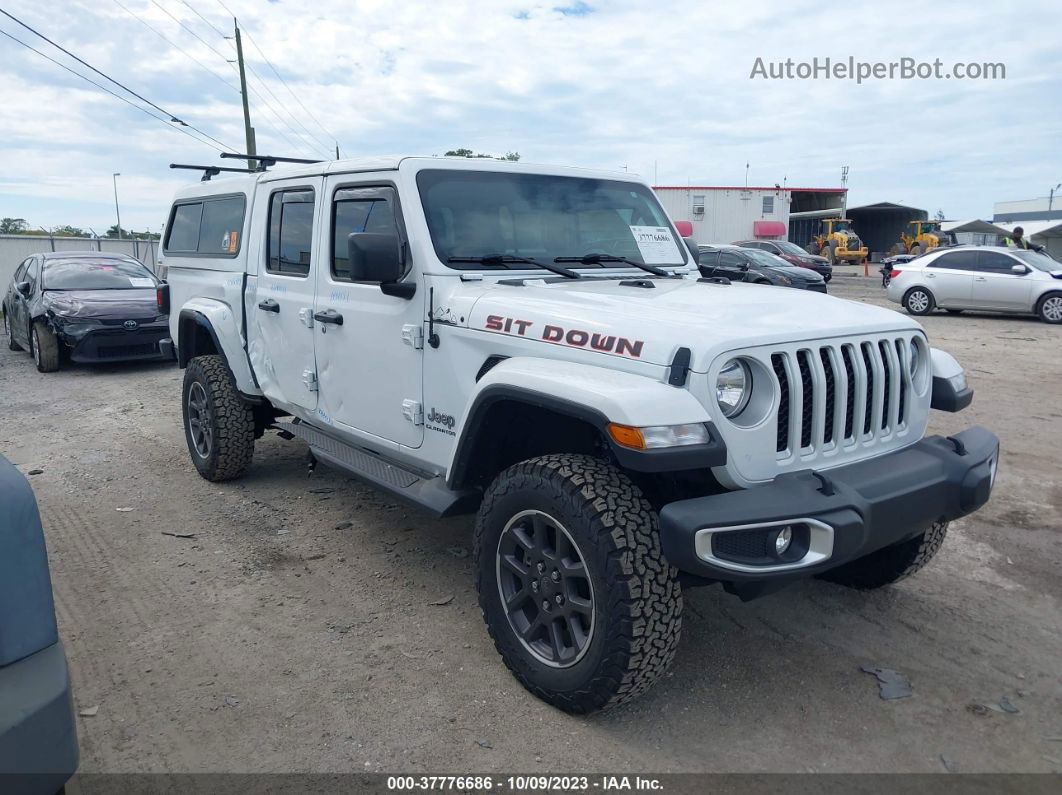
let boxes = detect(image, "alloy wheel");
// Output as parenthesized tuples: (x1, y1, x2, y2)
(32, 328, 40, 366)
(1043, 296, 1062, 323)
(186, 381, 214, 458)
(496, 510, 595, 668)
(907, 290, 930, 313)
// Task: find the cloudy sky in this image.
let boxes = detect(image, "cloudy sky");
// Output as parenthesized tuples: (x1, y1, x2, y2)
(1, 0, 1059, 233)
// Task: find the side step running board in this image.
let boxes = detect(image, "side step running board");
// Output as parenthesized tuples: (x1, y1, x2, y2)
(272, 421, 480, 518)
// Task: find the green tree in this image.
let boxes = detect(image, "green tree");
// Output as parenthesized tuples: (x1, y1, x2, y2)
(52, 225, 87, 237)
(444, 148, 520, 162)
(0, 217, 28, 234)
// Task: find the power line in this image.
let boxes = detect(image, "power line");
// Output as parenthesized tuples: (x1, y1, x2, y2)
(150, 0, 327, 158)
(0, 27, 231, 152)
(215, 0, 339, 149)
(0, 6, 232, 150)
(111, 0, 239, 94)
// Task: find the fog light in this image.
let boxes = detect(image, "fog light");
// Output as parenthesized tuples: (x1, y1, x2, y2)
(773, 526, 793, 556)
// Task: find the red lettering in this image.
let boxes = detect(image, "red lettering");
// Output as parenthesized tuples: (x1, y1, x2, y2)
(566, 329, 589, 347)
(542, 325, 564, 342)
(590, 334, 616, 352)
(485, 315, 504, 331)
(616, 337, 644, 358)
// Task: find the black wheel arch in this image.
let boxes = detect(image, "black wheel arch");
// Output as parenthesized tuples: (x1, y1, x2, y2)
(176, 309, 225, 369)
(448, 384, 727, 492)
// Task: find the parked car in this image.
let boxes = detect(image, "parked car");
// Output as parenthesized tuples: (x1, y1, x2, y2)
(733, 239, 833, 281)
(3, 252, 171, 372)
(698, 244, 827, 292)
(160, 157, 997, 714)
(886, 245, 1062, 323)
(0, 455, 79, 791)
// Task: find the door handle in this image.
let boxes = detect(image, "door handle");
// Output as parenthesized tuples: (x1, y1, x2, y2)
(257, 299, 280, 313)
(313, 309, 344, 325)
(974, 277, 987, 282)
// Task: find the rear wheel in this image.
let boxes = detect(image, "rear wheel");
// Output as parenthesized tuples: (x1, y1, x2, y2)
(903, 286, 935, 315)
(4, 311, 21, 351)
(182, 355, 255, 481)
(474, 454, 682, 713)
(31, 322, 60, 372)
(1037, 293, 1062, 324)
(818, 520, 948, 589)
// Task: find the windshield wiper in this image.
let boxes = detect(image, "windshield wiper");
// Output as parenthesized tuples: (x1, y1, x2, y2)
(448, 254, 580, 279)
(554, 253, 672, 277)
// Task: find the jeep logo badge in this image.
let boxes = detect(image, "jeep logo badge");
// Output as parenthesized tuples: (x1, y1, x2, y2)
(123, 320, 139, 330)
(426, 408, 456, 433)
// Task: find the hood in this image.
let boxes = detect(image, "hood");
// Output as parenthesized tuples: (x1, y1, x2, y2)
(463, 276, 918, 371)
(43, 288, 160, 320)
(765, 266, 822, 283)
(802, 254, 829, 265)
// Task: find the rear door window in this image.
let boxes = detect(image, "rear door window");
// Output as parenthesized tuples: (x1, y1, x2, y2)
(166, 203, 203, 252)
(930, 250, 978, 270)
(267, 189, 316, 276)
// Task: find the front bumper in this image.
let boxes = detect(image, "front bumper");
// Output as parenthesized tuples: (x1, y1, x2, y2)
(0, 641, 78, 790)
(62, 325, 170, 362)
(659, 426, 999, 584)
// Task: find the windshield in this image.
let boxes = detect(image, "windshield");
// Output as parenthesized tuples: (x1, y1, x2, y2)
(742, 249, 792, 267)
(1011, 250, 1059, 271)
(417, 170, 688, 270)
(774, 240, 810, 256)
(42, 258, 157, 290)
(831, 221, 851, 232)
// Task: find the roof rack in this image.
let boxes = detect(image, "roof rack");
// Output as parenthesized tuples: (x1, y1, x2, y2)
(170, 163, 256, 182)
(219, 152, 322, 171)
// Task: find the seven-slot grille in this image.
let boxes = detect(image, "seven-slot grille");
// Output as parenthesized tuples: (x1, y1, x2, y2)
(771, 336, 915, 455)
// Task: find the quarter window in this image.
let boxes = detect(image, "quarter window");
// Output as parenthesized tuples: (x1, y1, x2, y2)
(267, 189, 316, 276)
(163, 196, 246, 255)
(331, 189, 398, 280)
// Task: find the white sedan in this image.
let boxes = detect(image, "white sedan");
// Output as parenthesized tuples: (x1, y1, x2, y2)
(886, 246, 1062, 323)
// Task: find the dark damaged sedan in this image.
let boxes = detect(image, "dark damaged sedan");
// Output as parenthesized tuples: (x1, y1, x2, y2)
(3, 252, 170, 373)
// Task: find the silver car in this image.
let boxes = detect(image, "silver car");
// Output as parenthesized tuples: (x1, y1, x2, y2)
(886, 246, 1062, 323)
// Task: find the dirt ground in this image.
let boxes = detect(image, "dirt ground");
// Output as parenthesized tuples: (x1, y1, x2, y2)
(2, 272, 1060, 774)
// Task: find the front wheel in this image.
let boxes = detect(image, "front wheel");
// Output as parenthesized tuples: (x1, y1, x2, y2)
(817, 520, 948, 589)
(31, 322, 60, 372)
(474, 454, 682, 713)
(903, 286, 935, 315)
(182, 355, 255, 481)
(1037, 293, 1062, 324)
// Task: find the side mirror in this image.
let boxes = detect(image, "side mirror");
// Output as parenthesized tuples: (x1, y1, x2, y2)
(740, 263, 750, 271)
(1011, 264, 1029, 275)
(347, 232, 414, 298)
(16, 281, 31, 297)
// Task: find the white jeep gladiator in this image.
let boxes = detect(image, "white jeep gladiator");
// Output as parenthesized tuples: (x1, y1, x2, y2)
(160, 156, 999, 713)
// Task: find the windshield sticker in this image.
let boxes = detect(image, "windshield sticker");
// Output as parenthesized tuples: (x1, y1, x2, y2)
(630, 225, 682, 264)
(485, 314, 643, 358)
(128, 277, 155, 287)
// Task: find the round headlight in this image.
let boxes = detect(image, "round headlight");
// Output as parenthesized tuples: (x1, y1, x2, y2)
(716, 359, 751, 418)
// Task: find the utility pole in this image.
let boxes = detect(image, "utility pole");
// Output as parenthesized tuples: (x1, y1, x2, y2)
(336, 143, 340, 160)
(233, 18, 256, 169)
(840, 165, 849, 216)
(112, 172, 123, 239)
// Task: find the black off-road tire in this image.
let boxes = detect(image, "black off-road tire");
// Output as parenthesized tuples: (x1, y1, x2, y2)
(817, 520, 949, 590)
(4, 311, 21, 351)
(474, 454, 682, 713)
(182, 355, 255, 481)
(31, 322, 60, 372)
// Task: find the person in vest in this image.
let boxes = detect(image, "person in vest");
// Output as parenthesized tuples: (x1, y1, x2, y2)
(1004, 227, 1044, 252)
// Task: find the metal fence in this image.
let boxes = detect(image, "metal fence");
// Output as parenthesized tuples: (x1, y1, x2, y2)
(0, 234, 161, 289)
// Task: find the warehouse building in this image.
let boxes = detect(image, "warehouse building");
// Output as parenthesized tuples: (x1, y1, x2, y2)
(652, 185, 846, 246)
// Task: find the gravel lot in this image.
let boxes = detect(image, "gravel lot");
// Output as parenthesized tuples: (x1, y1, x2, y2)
(2, 273, 1060, 774)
